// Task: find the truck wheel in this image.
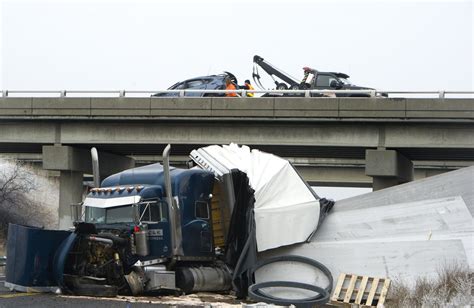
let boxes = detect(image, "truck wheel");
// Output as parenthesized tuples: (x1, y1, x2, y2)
(276, 83, 288, 90)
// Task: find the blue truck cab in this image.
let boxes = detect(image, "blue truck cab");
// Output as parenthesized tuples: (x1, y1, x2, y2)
(83, 163, 216, 260)
(6, 147, 233, 296)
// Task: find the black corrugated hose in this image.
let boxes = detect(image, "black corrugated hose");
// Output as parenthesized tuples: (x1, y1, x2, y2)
(247, 255, 333, 307)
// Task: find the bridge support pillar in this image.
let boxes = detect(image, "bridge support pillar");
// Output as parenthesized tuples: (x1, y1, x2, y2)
(365, 149, 414, 191)
(58, 171, 83, 229)
(42, 145, 135, 229)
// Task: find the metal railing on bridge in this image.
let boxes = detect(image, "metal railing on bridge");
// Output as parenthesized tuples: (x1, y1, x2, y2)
(1, 89, 473, 98)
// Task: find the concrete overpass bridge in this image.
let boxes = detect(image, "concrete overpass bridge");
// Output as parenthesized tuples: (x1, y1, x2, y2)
(0, 96, 473, 186)
(1, 95, 472, 228)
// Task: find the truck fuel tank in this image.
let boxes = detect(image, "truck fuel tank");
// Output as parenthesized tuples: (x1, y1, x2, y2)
(175, 266, 231, 293)
(134, 229, 149, 257)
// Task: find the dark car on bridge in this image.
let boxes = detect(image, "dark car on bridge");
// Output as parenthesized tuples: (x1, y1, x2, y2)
(152, 72, 238, 97)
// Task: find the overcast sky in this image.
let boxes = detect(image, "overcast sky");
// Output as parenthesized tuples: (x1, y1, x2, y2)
(1, 0, 473, 91)
(0, 0, 472, 198)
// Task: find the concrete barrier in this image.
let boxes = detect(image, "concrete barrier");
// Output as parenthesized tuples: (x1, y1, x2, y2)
(91, 98, 150, 116)
(32, 98, 91, 116)
(0, 97, 472, 120)
(151, 97, 211, 116)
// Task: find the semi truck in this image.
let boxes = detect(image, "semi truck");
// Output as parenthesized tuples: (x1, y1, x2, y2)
(6, 144, 332, 298)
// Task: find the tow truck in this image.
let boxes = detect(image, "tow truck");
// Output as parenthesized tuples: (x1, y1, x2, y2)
(252, 55, 386, 97)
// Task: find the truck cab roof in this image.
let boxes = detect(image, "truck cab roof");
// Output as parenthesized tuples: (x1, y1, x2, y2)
(326, 72, 350, 79)
(88, 163, 214, 201)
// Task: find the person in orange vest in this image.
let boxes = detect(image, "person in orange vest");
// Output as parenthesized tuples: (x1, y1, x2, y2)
(225, 77, 238, 97)
(240, 79, 255, 97)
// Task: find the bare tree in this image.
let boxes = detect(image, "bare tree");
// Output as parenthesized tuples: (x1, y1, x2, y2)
(0, 161, 51, 238)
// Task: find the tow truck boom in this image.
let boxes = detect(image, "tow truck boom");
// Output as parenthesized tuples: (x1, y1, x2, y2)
(252, 55, 301, 90)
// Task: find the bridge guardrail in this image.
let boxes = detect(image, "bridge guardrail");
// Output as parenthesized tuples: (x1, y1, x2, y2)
(1, 90, 473, 98)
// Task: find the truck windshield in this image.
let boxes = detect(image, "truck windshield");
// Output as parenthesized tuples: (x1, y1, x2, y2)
(85, 200, 167, 224)
(339, 78, 352, 85)
(85, 205, 134, 224)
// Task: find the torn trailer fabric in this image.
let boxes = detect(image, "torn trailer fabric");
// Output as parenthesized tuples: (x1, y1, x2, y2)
(190, 143, 323, 252)
(223, 170, 257, 298)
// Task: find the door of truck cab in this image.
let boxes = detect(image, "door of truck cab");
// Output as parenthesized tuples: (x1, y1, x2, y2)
(180, 199, 213, 257)
(138, 199, 172, 258)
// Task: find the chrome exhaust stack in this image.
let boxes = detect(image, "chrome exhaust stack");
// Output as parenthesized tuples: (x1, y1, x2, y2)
(91, 147, 100, 188)
(163, 144, 183, 256)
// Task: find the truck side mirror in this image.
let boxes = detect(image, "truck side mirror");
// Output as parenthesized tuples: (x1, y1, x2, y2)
(70, 202, 83, 223)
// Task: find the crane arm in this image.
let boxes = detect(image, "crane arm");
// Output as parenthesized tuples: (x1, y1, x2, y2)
(252, 55, 300, 89)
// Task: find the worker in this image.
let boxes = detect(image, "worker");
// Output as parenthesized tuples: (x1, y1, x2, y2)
(225, 77, 238, 97)
(240, 79, 255, 97)
(301, 67, 318, 88)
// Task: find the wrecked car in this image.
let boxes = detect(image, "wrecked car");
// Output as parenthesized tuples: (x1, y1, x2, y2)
(151, 72, 238, 97)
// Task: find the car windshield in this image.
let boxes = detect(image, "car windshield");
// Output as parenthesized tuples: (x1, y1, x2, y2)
(168, 82, 185, 90)
(339, 78, 352, 85)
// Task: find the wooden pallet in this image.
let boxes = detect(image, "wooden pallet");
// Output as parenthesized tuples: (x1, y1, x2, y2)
(330, 273, 390, 307)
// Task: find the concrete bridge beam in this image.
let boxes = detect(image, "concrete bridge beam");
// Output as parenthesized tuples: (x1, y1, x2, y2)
(42, 145, 135, 176)
(365, 149, 414, 190)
